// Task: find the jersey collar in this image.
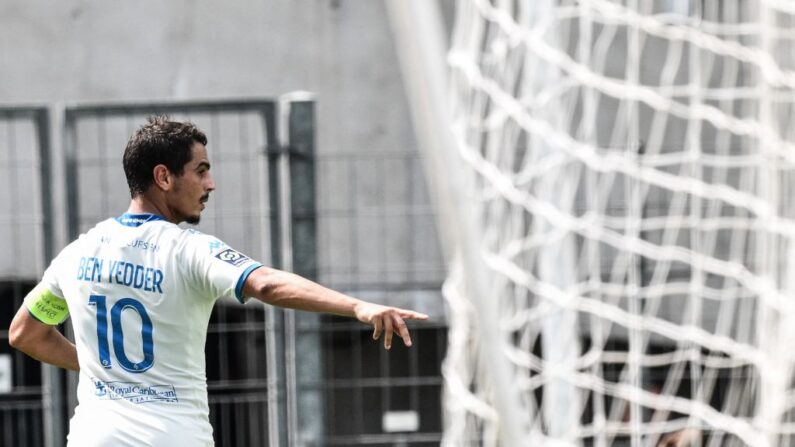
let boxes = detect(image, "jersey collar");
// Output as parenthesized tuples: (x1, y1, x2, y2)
(115, 213, 167, 227)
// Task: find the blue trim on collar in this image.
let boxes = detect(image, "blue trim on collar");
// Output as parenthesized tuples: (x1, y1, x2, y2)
(115, 213, 167, 227)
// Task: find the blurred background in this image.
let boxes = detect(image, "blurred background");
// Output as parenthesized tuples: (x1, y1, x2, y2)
(0, 1, 451, 446)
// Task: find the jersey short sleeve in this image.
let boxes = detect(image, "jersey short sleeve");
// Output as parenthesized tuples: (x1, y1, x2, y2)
(24, 250, 69, 325)
(179, 230, 263, 303)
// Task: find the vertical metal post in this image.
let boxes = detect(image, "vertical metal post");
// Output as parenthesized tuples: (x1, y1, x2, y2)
(63, 111, 79, 241)
(276, 97, 298, 447)
(36, 108, 54, 293)
(61, 109, 80, 421)
(386, 1, 527, 445)
(37, 107, 65, 447)
(263, 103, 289, 447)
(279, 93, 322, 446)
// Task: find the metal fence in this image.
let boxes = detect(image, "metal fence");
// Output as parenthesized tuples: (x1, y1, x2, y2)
(313, 150, 446, 446)
(0, 106, 56, 447)
(63, 98, 287, 447)
(1, 98, 448, 446)
(0, 106, 52, 279)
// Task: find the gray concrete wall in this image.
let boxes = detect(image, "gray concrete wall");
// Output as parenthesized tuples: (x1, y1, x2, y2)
(0, 0, 417, 159)
(0, 0, 446, 316)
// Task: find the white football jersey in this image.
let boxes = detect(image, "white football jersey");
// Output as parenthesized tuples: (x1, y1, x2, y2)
(26, 213, 262, 446)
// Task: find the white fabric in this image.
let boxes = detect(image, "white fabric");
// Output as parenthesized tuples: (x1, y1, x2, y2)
(34, 214, 261, 446)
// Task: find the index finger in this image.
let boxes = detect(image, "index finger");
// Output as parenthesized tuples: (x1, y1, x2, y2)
(399, 310, 429, 321)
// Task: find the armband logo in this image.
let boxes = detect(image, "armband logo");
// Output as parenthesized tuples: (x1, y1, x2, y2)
(26, 285, 69, 325)
(214, 248, 250, 267)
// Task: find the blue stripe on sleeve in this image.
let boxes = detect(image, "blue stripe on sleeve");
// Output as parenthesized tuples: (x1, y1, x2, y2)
(235, 264, 263, 303)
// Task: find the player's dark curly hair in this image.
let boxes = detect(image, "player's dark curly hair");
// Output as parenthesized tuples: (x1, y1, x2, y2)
(123, 116, 208, 197)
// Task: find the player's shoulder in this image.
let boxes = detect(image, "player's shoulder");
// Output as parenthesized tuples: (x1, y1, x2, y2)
(176, 228, 228, 254)
(60, 218, 118, 251)
(46, 218, 116, 266)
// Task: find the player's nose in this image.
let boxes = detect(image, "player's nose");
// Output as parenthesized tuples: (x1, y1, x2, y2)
(205, 172, 216, 191)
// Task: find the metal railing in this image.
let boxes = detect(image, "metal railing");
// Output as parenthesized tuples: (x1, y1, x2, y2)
(0, 106, 58, 447)
(2, 98, 448, 446)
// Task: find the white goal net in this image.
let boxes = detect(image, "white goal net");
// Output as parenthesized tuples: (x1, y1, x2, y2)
(441, 0, 795, 446)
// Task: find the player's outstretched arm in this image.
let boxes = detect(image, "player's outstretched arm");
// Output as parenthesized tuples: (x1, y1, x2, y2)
(242, 267, 429, 349)
(9, 308, 79, 371)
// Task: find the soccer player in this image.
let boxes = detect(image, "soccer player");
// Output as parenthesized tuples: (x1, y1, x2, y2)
(8, 116, 429, 446)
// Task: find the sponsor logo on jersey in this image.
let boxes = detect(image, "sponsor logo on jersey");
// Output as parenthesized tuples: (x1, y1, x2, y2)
(120, 216, 147, 225)
(91, 377, 178, 404)
(214, 248, 250, 267)
(127, 239, 160, 252)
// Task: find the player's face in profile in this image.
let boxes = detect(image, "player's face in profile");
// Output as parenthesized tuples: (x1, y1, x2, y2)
(171, 143, 215, 224)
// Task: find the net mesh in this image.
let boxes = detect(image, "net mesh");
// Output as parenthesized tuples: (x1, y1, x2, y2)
(443, 1, 795, 445)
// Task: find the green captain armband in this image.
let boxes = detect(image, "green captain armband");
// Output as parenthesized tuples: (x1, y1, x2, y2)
(25, 284, 69, 325)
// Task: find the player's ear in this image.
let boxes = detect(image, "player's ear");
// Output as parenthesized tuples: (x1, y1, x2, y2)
(152, 164, 173, 191)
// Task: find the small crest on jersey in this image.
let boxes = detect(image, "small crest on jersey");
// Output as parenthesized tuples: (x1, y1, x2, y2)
(208, 239, 224, 253)
(93, 378, 107, 397)
(214, 248, 250, 267)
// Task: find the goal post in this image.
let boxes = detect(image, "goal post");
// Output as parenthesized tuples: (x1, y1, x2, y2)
(390, 0, 795, 446)
(386, 1, 528, 445)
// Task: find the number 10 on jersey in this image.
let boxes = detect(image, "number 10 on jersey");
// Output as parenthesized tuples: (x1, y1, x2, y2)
(88, 295, 154, 373)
